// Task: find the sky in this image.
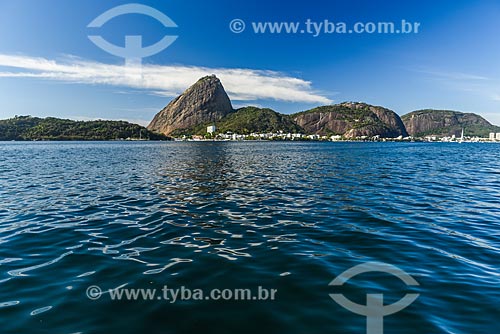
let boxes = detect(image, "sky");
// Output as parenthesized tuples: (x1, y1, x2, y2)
(1, 0, 500, 126)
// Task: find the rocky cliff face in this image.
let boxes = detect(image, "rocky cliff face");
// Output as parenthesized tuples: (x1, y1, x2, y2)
(401, 110, 495, 137)
(293, 102, 408, 138)
(147, 75, 233, 135)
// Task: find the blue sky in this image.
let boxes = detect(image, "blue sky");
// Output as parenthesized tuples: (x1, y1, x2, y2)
(1, 0, 500, 125)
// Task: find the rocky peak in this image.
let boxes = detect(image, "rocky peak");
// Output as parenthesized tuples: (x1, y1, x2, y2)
(293, 102, 408, 138)
(402, 109, 495, 137)
(147, 75, 233, 135)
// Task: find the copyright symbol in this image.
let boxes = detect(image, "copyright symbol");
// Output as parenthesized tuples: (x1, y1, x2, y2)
(86, 285, 102, 300)
(229, 19, 245, 33)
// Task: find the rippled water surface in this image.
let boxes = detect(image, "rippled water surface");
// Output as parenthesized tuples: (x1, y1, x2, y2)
(0, 141, 499, 334)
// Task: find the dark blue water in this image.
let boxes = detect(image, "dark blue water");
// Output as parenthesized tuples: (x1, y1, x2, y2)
(0, 141, 498, 334)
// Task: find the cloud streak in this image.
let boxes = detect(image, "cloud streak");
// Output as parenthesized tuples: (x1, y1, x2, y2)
(0, 54, 332, 104)
(415, 69, 490, 81)
(413, 67, 500, 104)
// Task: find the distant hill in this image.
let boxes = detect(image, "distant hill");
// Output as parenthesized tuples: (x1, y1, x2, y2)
(292, 102, 408, 138)
(172, 107, 304, 136)
(172, 106, 303, 136)
(0, 116, 169, 141)
(218, 107, 303, 134)
(401, 110, 500, 137)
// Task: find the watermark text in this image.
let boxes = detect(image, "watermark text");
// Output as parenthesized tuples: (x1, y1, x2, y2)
(86, 285, 277, 303)
(230, 19, 420, 36)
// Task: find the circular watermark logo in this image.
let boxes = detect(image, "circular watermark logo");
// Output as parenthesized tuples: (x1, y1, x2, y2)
(329, 262, 420, 334)
(86, 285, 102, 300)
(229, 19, 246, 33)
(87, 4, 178, 67)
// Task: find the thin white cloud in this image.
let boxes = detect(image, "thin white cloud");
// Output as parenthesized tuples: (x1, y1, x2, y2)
(414, 67, 500, 104)
(232, 103, 263, 109)
(0, 54, 332, 104)
(415, 69, 489, 81)
(491, 94, 500, 102)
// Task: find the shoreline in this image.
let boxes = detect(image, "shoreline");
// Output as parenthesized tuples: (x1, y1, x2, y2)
(2, 139, 499, 143)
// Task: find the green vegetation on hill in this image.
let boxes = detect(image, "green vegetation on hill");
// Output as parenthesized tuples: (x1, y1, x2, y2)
(0, 116, 169, 141)
(293, 105, 385, 129)
(293, 104, 370, 118)
(171, 106, 304, 136)
(217, 107, 303, 134)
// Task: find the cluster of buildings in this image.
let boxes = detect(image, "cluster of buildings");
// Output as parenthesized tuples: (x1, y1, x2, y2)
(204, 126, 322, 140)
(177, 126, 410, 141)
(423, 132, 500, 142)
(428, 135, 477, 142)
(181, 126, 500, 142)
(489, 132, 500, 141)
(217, 132, 319, 141)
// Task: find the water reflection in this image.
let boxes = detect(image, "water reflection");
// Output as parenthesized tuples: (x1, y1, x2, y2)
(0, 142, 498, 333)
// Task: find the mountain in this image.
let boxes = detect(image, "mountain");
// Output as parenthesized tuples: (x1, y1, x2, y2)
(401, 110, 500, 137)
(175, 106, 304, 135)
(292, 102, 408, 138)
(216, 107, 303, 134)
(148, 75, 233, 135)
(0, 116, 168, 141)
(185, 107, 304, 135)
